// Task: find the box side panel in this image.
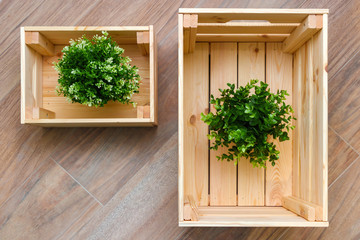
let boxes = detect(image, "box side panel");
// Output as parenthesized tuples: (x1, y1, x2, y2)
(149, 25, 157, 125)
(183, 43, 210, 207)
(291, 14, 328, 221)
(178, 13, 184, 223)
(237, 43, 265, 206)
(209, 43, 237, 206)
(265, 43, 293, 206)
(22, 28, 43, 122)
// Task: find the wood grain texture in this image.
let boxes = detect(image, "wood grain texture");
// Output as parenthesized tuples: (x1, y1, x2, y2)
(265, 43, 293, 206)
(0, 0, 359, 238)
(0, 159, 101, 240)
(209, 43, 237, 206)
(183, 43, 209, 207)
(237, 43, 265, 206)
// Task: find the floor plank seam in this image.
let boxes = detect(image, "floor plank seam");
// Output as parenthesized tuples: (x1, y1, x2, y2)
(51, 157, 104, 207)
(328, 156, 359, 189)
(329, 126, 360, 156)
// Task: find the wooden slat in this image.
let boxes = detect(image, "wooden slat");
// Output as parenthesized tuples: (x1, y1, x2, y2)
(136, 32, 148, 56)
(184, 14, 198, 53)
(179, 8, 329, 23)
(312, 14, 328, 221)
(197, 34, 289, 42)
(283, 15, 323, 53)
(32, 107, 55, 119)
(292, 45, 303, 199)
(265, 43, 293, 206)
(184, 196, 199, 221)
(183, 43, 209, 206)
(21, 28, 43, 122)
(237, 43, 265, 206)
(180, 206, 328, 227)
(25, 32, 55, 56)
(283, 196, 323, 221)
(178, 13, 184, 222)
(136, 106, 150, 118)
(149, 25, 157, 125)
(210, 43, 237, 206)
(197, 22, 299, 34)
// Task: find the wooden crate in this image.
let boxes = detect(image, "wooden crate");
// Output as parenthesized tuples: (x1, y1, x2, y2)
(21, 26, 157, 127)
(178, 9, 328, 227)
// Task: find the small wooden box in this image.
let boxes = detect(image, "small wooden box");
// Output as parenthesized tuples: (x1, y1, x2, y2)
(178, 9, 328, 227)
(21, 26, 157, 127)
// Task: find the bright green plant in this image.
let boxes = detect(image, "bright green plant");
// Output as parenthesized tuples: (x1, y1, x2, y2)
(201, 80, 295, 168)
(54, 31, 140, 107)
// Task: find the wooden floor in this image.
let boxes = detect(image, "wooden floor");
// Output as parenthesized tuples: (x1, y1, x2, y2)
(0, 0, 359, 239)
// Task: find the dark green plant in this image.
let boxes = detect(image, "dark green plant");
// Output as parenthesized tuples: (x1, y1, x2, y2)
(54, 31, 140, 107)
(201, 80, 295, 168)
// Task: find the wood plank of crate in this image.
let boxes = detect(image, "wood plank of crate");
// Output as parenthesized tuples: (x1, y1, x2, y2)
(196, 34, 289, 42)
(136, 31, 149, 56)
(184, 196, 199, 221)
(237, 43, 265, 206)
(25, 31, 55, 56)
(149, 25, 157, 125)
(291, 15, 328, 222)
(209, 43, 237, 206)
(21, 28, 43, 123)
(183, 14, 198, 53)
(197, 22, 299, 34)
(312, 14, 328, 221)
(265, 43, 293, 206)
(283, 15, 323, 53)
(283, 196, 323, 221)
(32, 107, 55, 119)
(183, 43, 210, 207)
(179, 8, 329, 23)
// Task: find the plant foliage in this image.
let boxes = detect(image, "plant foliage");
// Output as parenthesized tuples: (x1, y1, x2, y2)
(201, 80, 295, 168)
(54, 31, 140, 107)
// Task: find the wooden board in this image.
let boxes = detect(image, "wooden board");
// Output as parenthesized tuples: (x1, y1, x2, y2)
(179, 207, 328, 227)
(209, 43, 237, 206)
(42, 44, 150, 119)
(265, 43, 293, 206)
(312, 15, 328, 221)
(291, 15, 328, 222)
(237, 43, 265, 206)
(183, 43, 210, 207)
(179, 8, 329, 23)
(197, 22, 299, 34)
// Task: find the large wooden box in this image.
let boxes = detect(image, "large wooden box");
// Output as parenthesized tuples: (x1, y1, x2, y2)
(178, 9, 328, 227)
(21, 26, 157, 127)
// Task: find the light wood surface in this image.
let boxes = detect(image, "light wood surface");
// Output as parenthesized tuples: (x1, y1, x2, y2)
(209, 43, 237, 206)
(183, 43, 209, 207)
(265, 43, 293, 206)
(283, 196, 323, 221)
(237, 43, 265, 206)
(197, 33, 289, 42)
(197, 22, 299, 34)
(25, 31, 55, 56)
(283, 15, 323, 53)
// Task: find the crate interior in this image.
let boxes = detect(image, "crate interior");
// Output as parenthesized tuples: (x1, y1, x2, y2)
(180, 10, 327, 226)
(22, 29, 150, 121)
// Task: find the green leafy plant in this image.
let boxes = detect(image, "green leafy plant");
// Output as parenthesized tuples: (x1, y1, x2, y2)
(201, 80, 295, 168)
(54, 31, 140, 107)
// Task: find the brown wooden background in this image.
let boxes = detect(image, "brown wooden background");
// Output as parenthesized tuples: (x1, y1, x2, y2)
(0, 0, 359, 239)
